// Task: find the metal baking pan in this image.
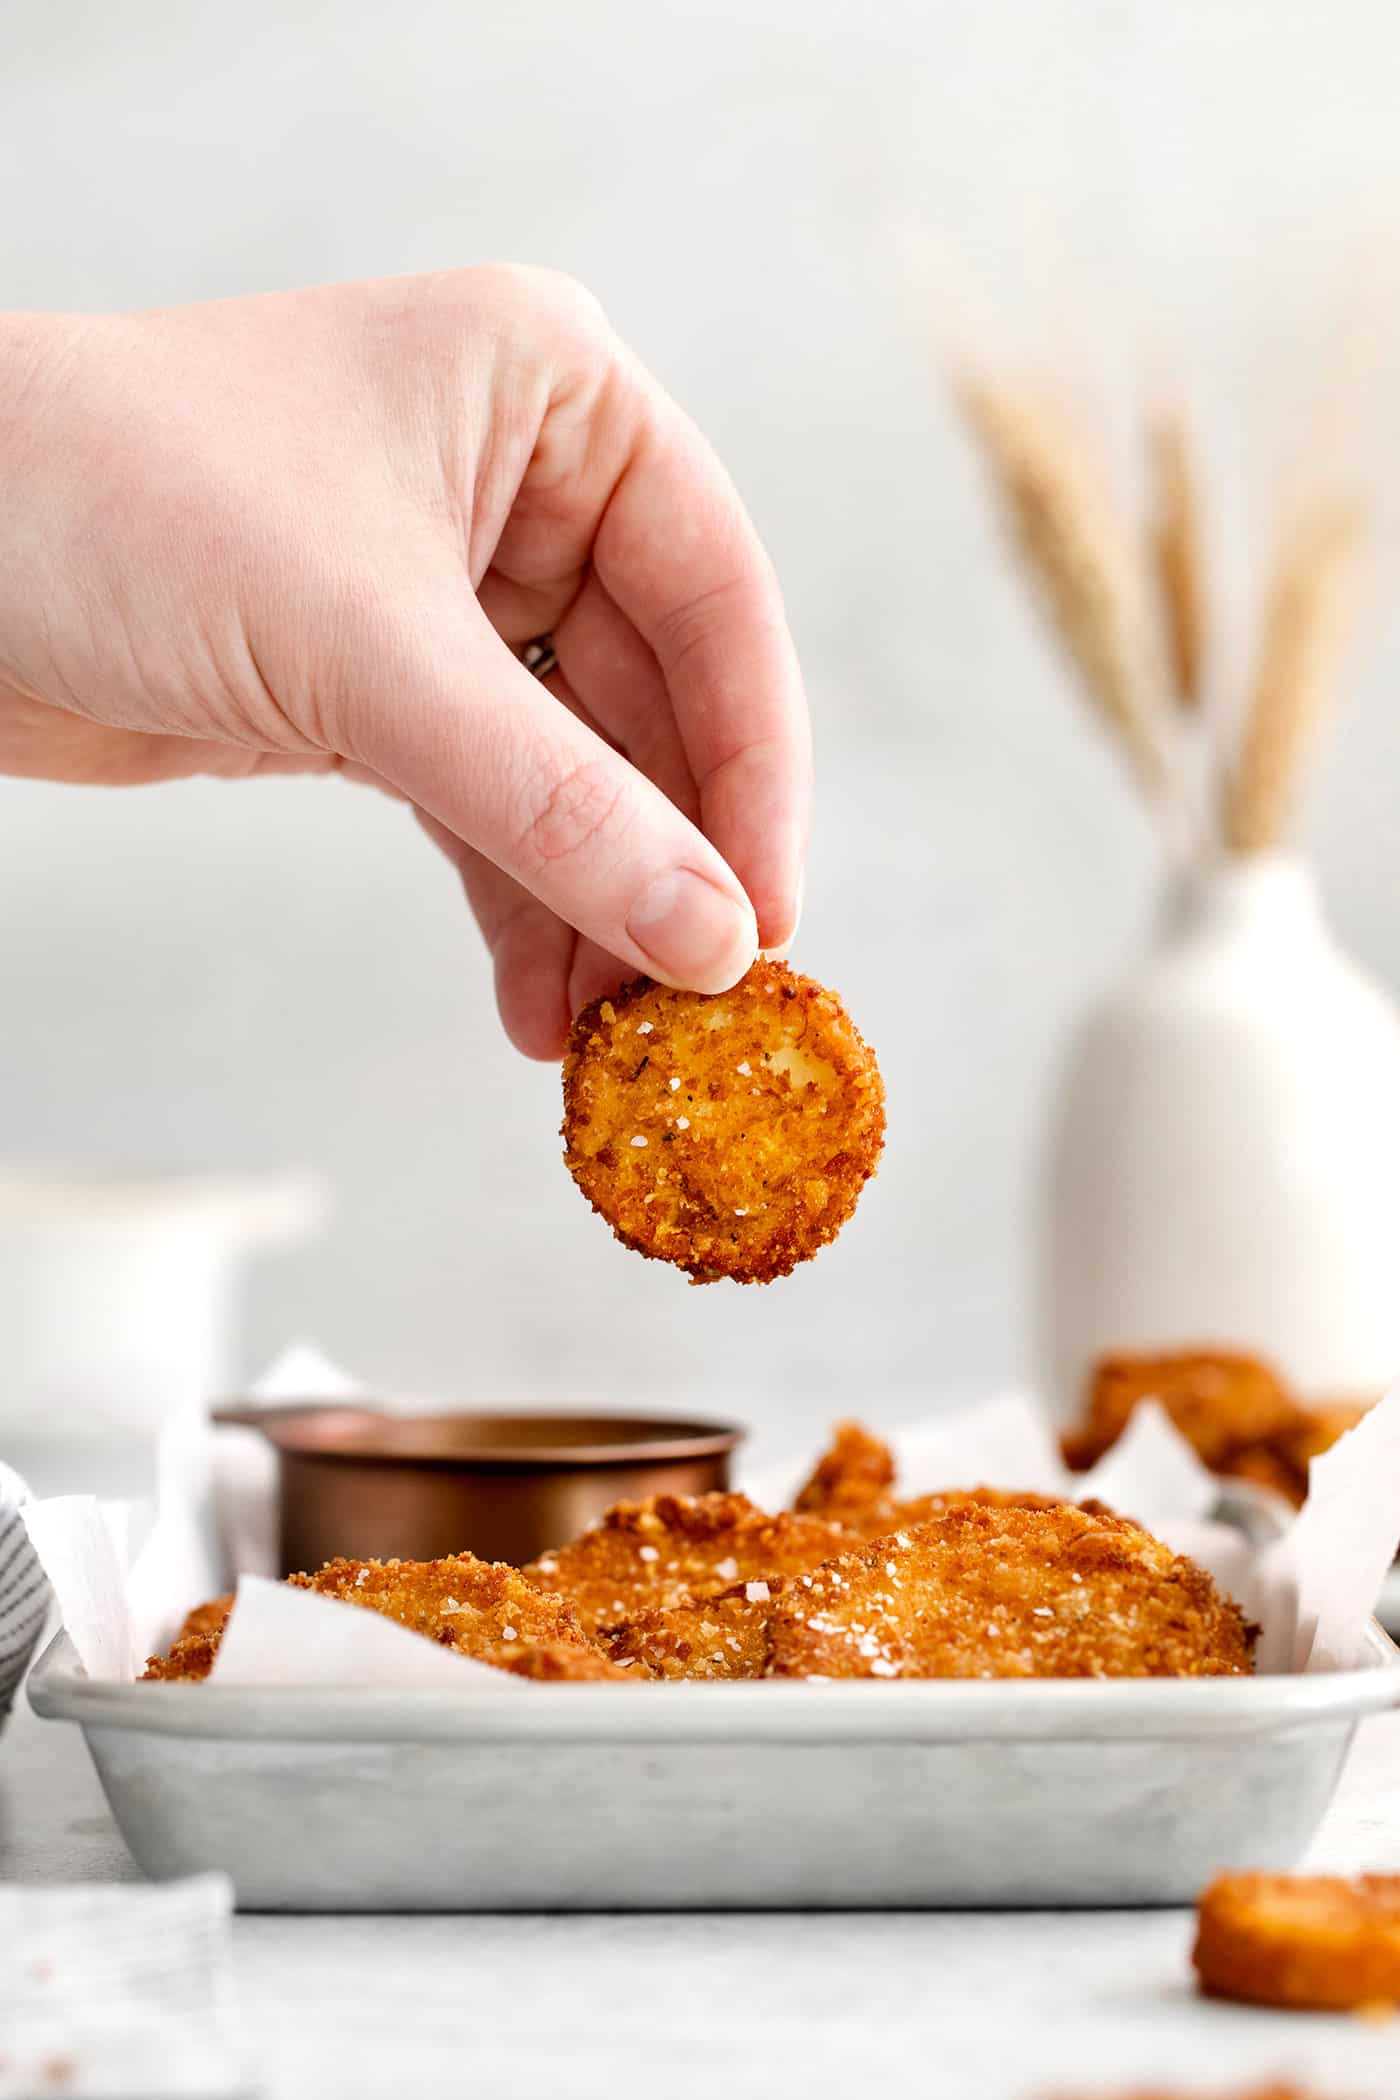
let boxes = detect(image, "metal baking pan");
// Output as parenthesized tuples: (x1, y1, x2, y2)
(29, 1624, 1400, 1911)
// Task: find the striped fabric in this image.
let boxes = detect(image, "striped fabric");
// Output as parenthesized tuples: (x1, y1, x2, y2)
(0, 1463, 50, 1726)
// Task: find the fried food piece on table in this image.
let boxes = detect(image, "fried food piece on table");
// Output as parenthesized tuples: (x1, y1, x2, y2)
(561, 959, 885, 1284)
(1062, 1348, 1304, 1472)
(142, 1552, 609, 1683)
(524, 1491, 852, 1637)
(1194, 1872, 1400, 2011)
(607, 1501, 1256, 1680)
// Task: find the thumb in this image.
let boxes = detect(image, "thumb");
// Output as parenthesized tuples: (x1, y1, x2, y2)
(351, 610, 758, 992)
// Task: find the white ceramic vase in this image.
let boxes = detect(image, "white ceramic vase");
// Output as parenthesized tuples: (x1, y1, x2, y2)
(1041, 851, 1400, 1420)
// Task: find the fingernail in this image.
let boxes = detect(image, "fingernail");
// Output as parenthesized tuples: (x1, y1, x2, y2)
(762, 866, 805, 961)
(626, 868, 757, 991)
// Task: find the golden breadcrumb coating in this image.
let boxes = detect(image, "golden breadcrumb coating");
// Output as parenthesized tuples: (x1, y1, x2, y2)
(766, 1504, 1255, 1678)
(560, 959, 885, 1283)
(493, 1640, 636, 1682)
(524, 1491, 852, 1637)
(1283, 1401, 1374, 1493)
(142, 1553, 602, 1682)
(141, 1591, 238, 1677)
(287, 1553, 591, 1651)
(606, 1586, 779, 1680)
(606, 1502, 1255, 1681)
(143, 1426, 1252, 1691)
(877, 1487, 1120, 1533)
(1219, 1400, 1373, 1509)
(794, 1419, 897, 1522)
(1194, 1872, 1400, 2012)
(1064, 1349, 1301, 1472)
(1294, 1400, 1374, 1455)
(820, 1485, 1116, 1542)
(178, 1593, 235, 1641)
(1063, 1349, 1373, 1509)
(142, 1617, 231, 1683)
(792, 1419, 1114, 1536)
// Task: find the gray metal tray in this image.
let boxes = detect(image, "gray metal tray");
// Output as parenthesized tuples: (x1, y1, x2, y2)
(28, 1625, 1400, 1911)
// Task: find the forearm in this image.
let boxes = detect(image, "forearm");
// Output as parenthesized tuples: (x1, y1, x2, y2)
(0, 312, 108, 706)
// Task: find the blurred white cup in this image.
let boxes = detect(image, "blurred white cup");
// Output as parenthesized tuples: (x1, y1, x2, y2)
(0, 1171, 327, 1438)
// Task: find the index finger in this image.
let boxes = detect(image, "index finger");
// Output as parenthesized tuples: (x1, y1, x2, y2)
(592, 392, 812, 949)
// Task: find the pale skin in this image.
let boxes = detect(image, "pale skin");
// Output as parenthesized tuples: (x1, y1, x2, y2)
(0, 267, 811, 1058)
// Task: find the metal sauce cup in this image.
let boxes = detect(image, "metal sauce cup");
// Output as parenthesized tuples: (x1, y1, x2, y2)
(210, 1405, 744, 1574)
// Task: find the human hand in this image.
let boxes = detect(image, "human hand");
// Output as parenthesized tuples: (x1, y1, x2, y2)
(0, 268, 810, 1055)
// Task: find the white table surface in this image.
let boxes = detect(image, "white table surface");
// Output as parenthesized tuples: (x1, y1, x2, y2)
(4, 1693, 1400, 2100)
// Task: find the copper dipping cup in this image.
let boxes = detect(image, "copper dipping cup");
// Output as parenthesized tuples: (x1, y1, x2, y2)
(210, 1404, 744, 1574)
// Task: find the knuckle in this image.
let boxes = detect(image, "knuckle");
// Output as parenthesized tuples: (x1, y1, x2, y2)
(468, 262, 609, 337)
(650, 572, 748, 674)
(516, 756, 630, 875)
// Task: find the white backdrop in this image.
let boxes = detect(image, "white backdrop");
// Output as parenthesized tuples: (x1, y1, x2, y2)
(4, 0, 1400, 1449)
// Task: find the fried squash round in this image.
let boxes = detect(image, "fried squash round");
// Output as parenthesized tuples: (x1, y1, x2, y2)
(561, 959, 885, 1283)
(792, 1419, 1116, 1538)
(606, 1500, 1256, 1681)
(525, 1490, 853, 1637)
(142, 1553, 605, 1683)
(1063, 1349, 1302, 1473)
(1194, 1872, 1400, 2011)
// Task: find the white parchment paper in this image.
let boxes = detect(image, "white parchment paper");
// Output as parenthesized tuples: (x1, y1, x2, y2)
(212, 1575, 514, 1690)
(22, 1354, 1400, 1685)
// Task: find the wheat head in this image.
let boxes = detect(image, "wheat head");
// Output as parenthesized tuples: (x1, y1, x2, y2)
(1148, 399, 1208, 709)
(1223, 492, 1368, 852)
(953, 368, 1170, 801)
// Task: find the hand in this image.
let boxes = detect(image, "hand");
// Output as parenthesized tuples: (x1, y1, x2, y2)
(0, 268, 810, 1056)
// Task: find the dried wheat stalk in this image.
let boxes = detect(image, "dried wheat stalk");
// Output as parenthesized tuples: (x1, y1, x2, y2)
(1222, 491, 1368, 852)
(1147, 400, 1208, 708)
(953, 368, 1170, 802)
